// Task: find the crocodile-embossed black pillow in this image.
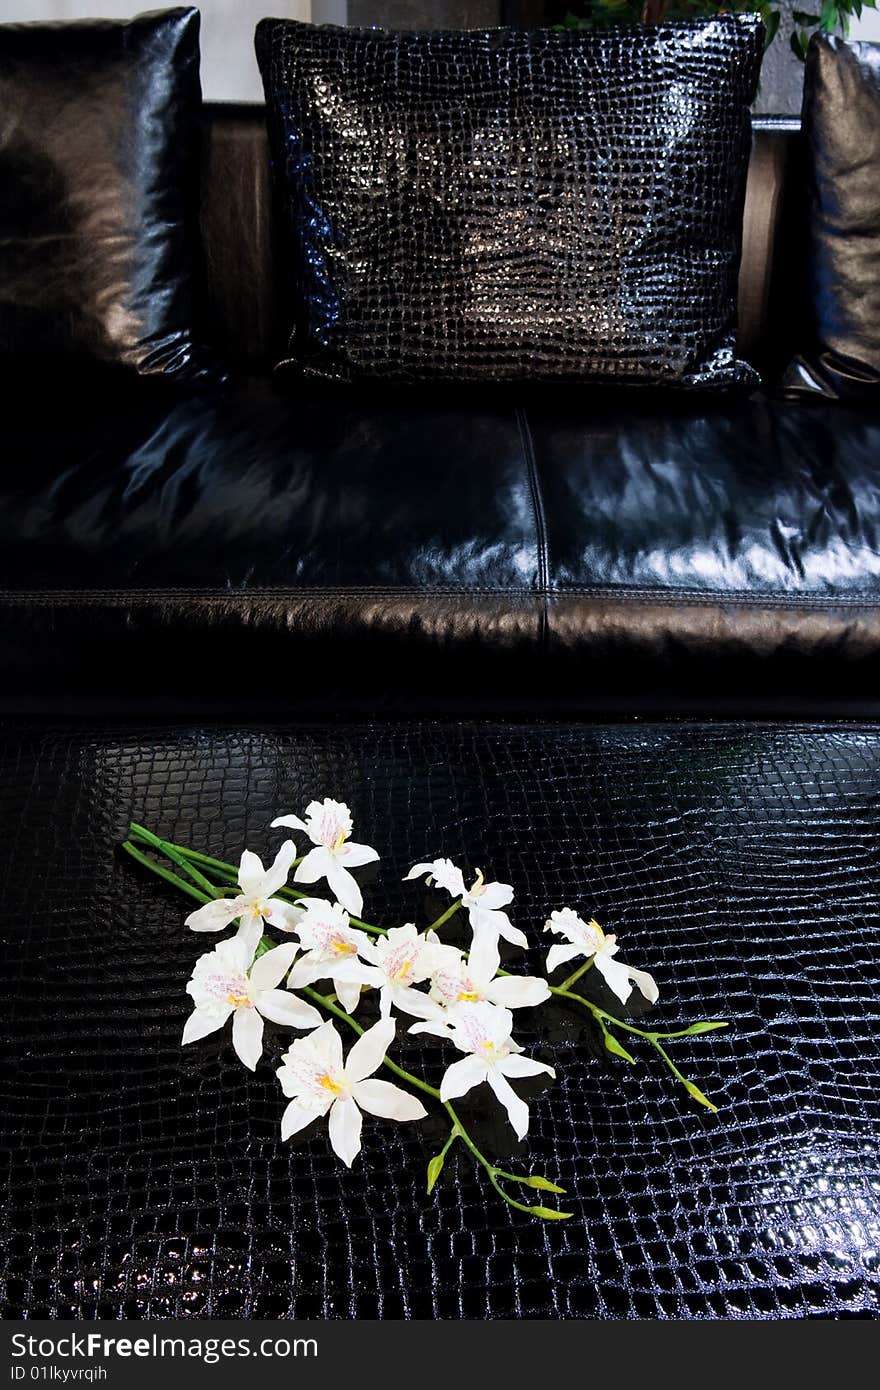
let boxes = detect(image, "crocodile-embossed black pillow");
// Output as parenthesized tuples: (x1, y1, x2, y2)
(0, 8, 207, 379)
(256, 15, 764, 388)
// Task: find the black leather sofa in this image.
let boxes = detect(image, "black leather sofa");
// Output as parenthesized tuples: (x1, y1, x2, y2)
(3, 109, 880, 1321)
(4, 109, 880, 720)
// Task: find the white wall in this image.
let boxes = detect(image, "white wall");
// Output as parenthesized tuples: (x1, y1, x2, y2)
(0, 1, 313, 101)
(852, 9, 880, 40)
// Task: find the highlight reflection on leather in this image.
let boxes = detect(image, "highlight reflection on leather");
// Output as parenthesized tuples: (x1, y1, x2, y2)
(0, 8, 207, 379)
(3, 374, 880, 713)
(2, 720, 878, 1317)
(256, 17, 763, 388)
(783, 37, 880, 402)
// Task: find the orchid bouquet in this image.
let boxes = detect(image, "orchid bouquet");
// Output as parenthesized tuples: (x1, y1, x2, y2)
(122, 799, 727, 1222)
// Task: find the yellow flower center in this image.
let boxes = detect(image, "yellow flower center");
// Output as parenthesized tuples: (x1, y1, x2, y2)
(226, 992, 251, 1008)
(332, 830, 348, 851)
(458, 989, 481, 1003)
(318, 1073, 343, 1094)
(331, 939, 356, 955)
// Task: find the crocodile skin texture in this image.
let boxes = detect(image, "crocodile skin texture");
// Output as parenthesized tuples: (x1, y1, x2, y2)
(255, 16, 764, 388)
(1, 720, 878, 1319)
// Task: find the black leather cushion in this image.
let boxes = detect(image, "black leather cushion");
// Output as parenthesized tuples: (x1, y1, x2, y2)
(2, 718, 880, 1317)
(255, 17, 764, 389)
(3, 376, 880, 715)
(782, 37, 880, 402)
(0, 8, 209, 379)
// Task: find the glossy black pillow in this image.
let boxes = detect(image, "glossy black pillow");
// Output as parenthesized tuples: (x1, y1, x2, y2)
(256, 16, 764, 389)
(0, 8, 206, 378)
(782, 37, 880, 402)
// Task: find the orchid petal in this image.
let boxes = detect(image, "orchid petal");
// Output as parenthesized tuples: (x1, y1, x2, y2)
(408, 1019, 454, 1039)
(181, 1008, 227, 1046)
(626, 964, 660, 1005)
(594, 951, 637, 1005)
(546, 942, 581, 973)
(292, 846, 329, 885)
(270, 814, 310, 835)
(263, 899, 303, 933)
(249, 942, 299, 993)
(486, 976, 552, 1010)
(335, 978, 365, 1014)
(234, 912, 264, 960)
(231, 1007, 263, 1071)
(324, 859, 363, 917)
(286, 958, 323, 989)
(185, 899, 241, 933)
(328, 1097, 363, 1167)
(338, 842, 379, 869)
(237, 849, 265, 898)
(497, 1053, 555, 1080)
(439, 1053, 487, 1102)
(486, 1067, 530, 1140)
(477, 881, 514, 910)
(468, 931, 500, 986)
(345, 1017, 395, 1083)
(261, 840, 298, 897)
(352, 1079, 428, 1122)
(256, 989, 323, 1031)
(403, 862, 436, 881)
(280, 1100, 319, 1142)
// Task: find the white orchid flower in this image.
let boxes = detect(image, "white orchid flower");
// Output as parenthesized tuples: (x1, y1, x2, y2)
(271, 799, 379, 917)
(428, 932, 550, 1017)
(412, 1001, 553, 1141)
(286, 897, 382, 1013)
(276, 1018, 427, 1167)
(182, 938, 322, 1072)
(404, 857, 528, 950)
(184, 842, 302, 957)
(359, 923, 444, 1020)
(544, 908, 659, 1007)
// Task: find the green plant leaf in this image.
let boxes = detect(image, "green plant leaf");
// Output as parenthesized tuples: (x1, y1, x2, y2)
(764, 10, 781, 45)
(529, 1206, 574, 1221)
(792, 9, 820, 21)
(683, 1080, 719, 1113)
(678, 1020, 729, 1035)
(521, 1175, 567, 1194)
(603, 1030, 636, 1064)
(790, 29, 810, 59)
(820, 0, 839, 29)
(426, 1153, 445, 1194)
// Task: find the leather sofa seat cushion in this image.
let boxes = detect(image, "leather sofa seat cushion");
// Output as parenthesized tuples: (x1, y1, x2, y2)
(2, 377, 880, 712)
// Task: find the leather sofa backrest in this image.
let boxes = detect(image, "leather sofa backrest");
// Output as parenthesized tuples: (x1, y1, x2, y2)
(195, 106, 805, 378)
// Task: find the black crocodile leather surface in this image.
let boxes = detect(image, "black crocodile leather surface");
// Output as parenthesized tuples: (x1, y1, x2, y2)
(2, 719, 879, 1318)
(255, 17, 764, 388)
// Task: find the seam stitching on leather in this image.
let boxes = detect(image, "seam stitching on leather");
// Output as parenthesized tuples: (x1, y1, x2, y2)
(515, 405, 550, 652)
(3, 588, 880, 610)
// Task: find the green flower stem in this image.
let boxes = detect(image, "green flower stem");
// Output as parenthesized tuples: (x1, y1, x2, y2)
(125, 823, 722, 1123)
(425, 899, 462, 934)
(551, 984, 725, 1112)
(557, 957, 595, 993)
(292, 981, 568, 1217)
(120, 841, 213, 907)
(128, 824, 226, 898)
(128, 827, 388, 937)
